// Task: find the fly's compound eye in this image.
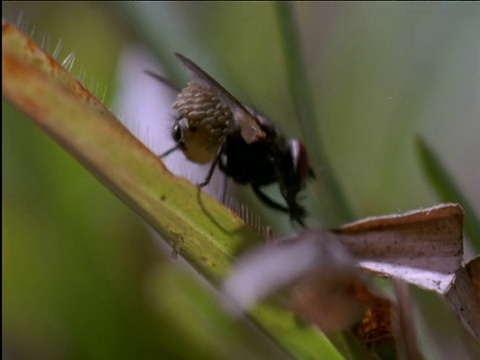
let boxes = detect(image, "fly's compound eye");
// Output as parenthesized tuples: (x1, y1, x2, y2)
(289, 139, 314, 183)
(172, 124, 182, 143)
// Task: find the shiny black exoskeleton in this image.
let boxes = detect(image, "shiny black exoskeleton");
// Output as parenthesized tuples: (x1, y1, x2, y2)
(218, 113, 314, 226)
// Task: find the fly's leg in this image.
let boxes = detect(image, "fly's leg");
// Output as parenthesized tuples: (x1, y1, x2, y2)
(158, 144, 182, 158)
(251, 185, 290, 213)
(198, 139, 226, 188)
(270, 154, 307, 227)
(253, 184, 306, 226)
(218, 156, 229, 203)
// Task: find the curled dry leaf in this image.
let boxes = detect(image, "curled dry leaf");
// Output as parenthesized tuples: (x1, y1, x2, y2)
(444, 256, 480, 343)
(224, 203, 479, 349)
(223, 229, 385, 333)
(335, 203, 464, 293)
(465, 257, 480, 300)
(335, 203, 480, 343)
(353, 289, 394, 349)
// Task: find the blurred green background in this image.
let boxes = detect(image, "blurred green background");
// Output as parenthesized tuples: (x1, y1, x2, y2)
(3, 2, 479, 359)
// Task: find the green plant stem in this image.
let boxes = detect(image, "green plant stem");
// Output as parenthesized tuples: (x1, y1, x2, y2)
(3, 21, 344, 360)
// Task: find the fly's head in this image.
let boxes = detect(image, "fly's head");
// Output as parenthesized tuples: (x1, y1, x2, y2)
(172, 82, 235, 164)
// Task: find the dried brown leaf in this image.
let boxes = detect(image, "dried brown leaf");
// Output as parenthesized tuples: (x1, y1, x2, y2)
(336, 204, 480, 344)
(336, 203, 464, 293)
(445, 256, 480, 343)
(223, 230, 384, 333)
(224, 204, 479, 351)
(354, 295, 394, 349)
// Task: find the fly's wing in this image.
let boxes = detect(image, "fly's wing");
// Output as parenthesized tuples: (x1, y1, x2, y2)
(144, 70, 181, 93)
(174, 53, 266, 143)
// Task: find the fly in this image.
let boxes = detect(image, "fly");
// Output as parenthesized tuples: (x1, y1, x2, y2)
(145, 53, 314, 226)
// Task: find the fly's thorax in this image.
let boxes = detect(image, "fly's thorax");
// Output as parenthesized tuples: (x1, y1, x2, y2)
(248, 109, 273, 129)
(173, 82, 235, 163)
(244, 106, 281, 140)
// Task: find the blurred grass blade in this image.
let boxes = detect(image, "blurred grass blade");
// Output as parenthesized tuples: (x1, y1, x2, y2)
(274, 2, 317, 138)
(274, 6, 358, 354)
(416, 135, 480, 250)
(274, 2, 354, 226)
(147, 264, 293, 360)
(2, 21, 345, 359)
